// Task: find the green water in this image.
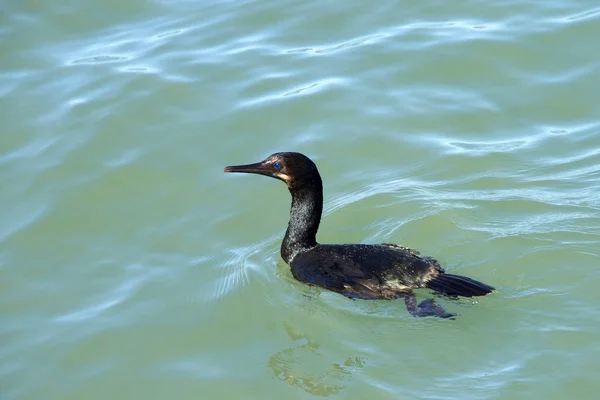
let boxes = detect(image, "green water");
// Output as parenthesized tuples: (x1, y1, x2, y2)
(2, 1, 600, 399)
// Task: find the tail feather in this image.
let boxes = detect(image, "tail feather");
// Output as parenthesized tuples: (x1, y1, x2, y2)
(426, 273, 494, 297)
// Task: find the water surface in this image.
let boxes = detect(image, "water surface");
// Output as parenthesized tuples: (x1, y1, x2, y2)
(2, 1, 600, 399)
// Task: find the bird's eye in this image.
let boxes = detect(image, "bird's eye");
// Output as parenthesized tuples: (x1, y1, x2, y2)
(274, 163, 281, 169)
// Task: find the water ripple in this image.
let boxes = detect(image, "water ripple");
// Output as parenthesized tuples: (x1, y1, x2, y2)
(212, 234, 280, 301)
(54, 264, 157, 323)
(3, 0, 600, 399)
(563, 6, 600, 22)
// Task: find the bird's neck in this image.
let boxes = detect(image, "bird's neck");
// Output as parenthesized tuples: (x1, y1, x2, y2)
(281, 179, 323, 264)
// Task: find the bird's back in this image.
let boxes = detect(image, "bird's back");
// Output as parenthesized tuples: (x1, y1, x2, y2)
(290, 243, 444, 299)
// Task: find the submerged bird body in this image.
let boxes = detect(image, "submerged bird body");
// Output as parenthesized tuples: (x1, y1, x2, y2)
(225, 152, 494, 318)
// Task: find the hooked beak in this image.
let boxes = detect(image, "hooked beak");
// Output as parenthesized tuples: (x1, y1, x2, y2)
(225, 158, 293, 186)
(224, 160, 270, 176)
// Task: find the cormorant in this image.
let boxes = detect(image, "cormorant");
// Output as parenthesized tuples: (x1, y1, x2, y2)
(224, 152, 494, 318)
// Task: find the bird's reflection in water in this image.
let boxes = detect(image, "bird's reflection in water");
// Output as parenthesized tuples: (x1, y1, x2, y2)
(268, 323, 365, 397)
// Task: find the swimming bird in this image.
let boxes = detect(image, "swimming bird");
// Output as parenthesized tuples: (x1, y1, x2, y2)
(224, 152, 494, 318)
